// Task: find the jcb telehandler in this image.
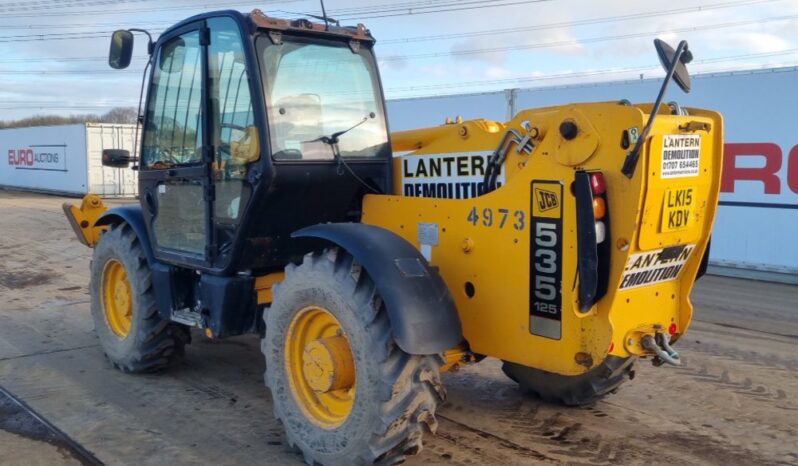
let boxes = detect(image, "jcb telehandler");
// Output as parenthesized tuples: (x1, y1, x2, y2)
(64, 9, 722, 466)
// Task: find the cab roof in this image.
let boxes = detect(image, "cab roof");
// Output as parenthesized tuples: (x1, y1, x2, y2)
(164, 9, 375, 44)
(250, 9, 375, 43)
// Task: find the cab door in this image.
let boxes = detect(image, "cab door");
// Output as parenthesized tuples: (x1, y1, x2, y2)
(138, 22, 212, 266)
(206, 16, 262, 268)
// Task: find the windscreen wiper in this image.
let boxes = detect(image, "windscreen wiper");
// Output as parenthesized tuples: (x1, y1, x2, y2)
(305, 112, 380, 193)
(305, 112, 375, 146)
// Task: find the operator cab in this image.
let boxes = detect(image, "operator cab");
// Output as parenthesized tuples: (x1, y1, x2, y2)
(107, 10, 391, 274)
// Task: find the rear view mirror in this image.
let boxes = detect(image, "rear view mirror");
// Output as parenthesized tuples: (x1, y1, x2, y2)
(109, 30, 134, 69)
(621, 38, 694, 178)
(102, 149, 136, 168)
(654, 39, 692, 93)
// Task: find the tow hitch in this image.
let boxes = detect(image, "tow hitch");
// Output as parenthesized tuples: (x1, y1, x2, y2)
(642, 333, 681, 366)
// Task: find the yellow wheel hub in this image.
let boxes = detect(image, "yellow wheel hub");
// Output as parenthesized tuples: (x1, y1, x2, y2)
(286, 306, 356, 428)
(102, 259, 133, 338)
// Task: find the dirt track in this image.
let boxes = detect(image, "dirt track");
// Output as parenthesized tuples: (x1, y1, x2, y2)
(0, 190, 796, 466)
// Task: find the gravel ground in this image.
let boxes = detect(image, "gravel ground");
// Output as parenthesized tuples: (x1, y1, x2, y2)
(0, 190, 796, 466)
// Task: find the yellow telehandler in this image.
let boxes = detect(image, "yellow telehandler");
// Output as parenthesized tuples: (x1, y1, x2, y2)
(64, 9, 722, 466)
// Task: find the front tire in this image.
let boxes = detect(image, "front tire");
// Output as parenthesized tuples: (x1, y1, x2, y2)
(263, 249, 444, 466)
(90, 222, 189, 373)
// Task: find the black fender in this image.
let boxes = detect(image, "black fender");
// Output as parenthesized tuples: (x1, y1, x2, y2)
(95, 205, 156, 265)
(95, 205, 174, 318)
(696, 237, 711, 280)
(293, 223, 463, 355)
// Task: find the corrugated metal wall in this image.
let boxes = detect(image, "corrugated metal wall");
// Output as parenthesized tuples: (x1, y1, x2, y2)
(386, 67, 798, 280)
(86, 123, 139, 197)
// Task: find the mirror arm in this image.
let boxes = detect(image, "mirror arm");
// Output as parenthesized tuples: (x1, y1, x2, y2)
(128, 28, 154, 55)
(621, 40, 688, 179)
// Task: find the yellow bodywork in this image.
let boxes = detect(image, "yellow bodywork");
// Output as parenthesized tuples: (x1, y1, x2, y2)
(62, 194, 108, 247)
(255, 272, 285, 305)
(63, 101, 723, 379)
(363, 102, 723, 376)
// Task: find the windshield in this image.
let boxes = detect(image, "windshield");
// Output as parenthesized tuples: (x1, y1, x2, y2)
(259, 36, 389, 160)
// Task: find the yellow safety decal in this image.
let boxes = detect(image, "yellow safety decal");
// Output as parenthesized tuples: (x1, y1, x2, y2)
(661, 187, 695, 232)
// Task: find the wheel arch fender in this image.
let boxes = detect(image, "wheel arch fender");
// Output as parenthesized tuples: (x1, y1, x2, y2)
(95, 205, 156, 265)
(293, 223, 463, 355)
(95, 205, 175, 318)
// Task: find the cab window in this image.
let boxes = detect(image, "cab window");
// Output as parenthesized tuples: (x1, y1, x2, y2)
(260, 38, 389, 160)
(142, 32, 203, 168)
(143, 30, 206, 256)
(208, 16, 258, 257)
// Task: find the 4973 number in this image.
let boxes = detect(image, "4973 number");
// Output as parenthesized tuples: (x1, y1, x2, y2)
(466, 207, 526, 230)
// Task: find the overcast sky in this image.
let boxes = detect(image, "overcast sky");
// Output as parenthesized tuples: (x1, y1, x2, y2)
(0, 0, 796, 120)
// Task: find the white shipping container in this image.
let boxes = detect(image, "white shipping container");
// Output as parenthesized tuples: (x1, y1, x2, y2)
(386, 66, 798, 282)
(0, 122, 138, 197)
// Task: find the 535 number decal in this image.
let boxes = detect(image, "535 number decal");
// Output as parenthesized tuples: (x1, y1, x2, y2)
(467, 207, 525, 230)
(532, 222, 558, 304)
(529, 181, 564, 340)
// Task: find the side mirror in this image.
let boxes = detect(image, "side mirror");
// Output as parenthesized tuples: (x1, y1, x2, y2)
(109, 30, 134, 69)
(102, 149, 136, 168)
(654, 39, 692, 93)
(621, 38, 694, 178)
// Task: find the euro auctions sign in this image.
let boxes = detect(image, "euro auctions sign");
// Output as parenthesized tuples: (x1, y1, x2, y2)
(7, 145, 67, 171)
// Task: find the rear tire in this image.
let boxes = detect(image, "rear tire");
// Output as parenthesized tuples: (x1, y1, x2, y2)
(90, 222, 189, 373)
(502, 356, 636, 406)
(263, 249, 444, 466)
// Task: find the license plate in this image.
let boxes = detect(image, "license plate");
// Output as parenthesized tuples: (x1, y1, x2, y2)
(661, 187, 695, 232)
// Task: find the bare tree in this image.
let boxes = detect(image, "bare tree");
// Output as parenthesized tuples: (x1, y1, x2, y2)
(102, 107, 139, 124)
(0, 107, 139, 129)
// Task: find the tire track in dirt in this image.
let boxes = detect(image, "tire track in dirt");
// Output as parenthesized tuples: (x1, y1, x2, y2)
(422, 416, 558, 466)
(674, 361, 797, 410)
(678, 338, 798, 375)
(437, 393, 643, 465)
(495, 406, 619, 464)
(650, 430, 796, 466)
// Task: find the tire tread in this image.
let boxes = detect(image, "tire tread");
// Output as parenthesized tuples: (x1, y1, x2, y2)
(92, 223, 188, 374)
(264, 248, 444, 466)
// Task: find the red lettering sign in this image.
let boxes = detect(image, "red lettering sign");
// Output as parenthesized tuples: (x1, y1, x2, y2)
(789, 145, 798, 195)
(6, 148, 35, 166)
(722, 143, 782, 194)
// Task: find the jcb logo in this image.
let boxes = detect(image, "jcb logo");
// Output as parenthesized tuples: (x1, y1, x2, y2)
(535, 188, 559, 212)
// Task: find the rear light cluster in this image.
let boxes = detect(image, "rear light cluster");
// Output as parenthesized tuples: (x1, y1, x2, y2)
(574, 170, 611, 312)
(590, 172, 608, 244)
